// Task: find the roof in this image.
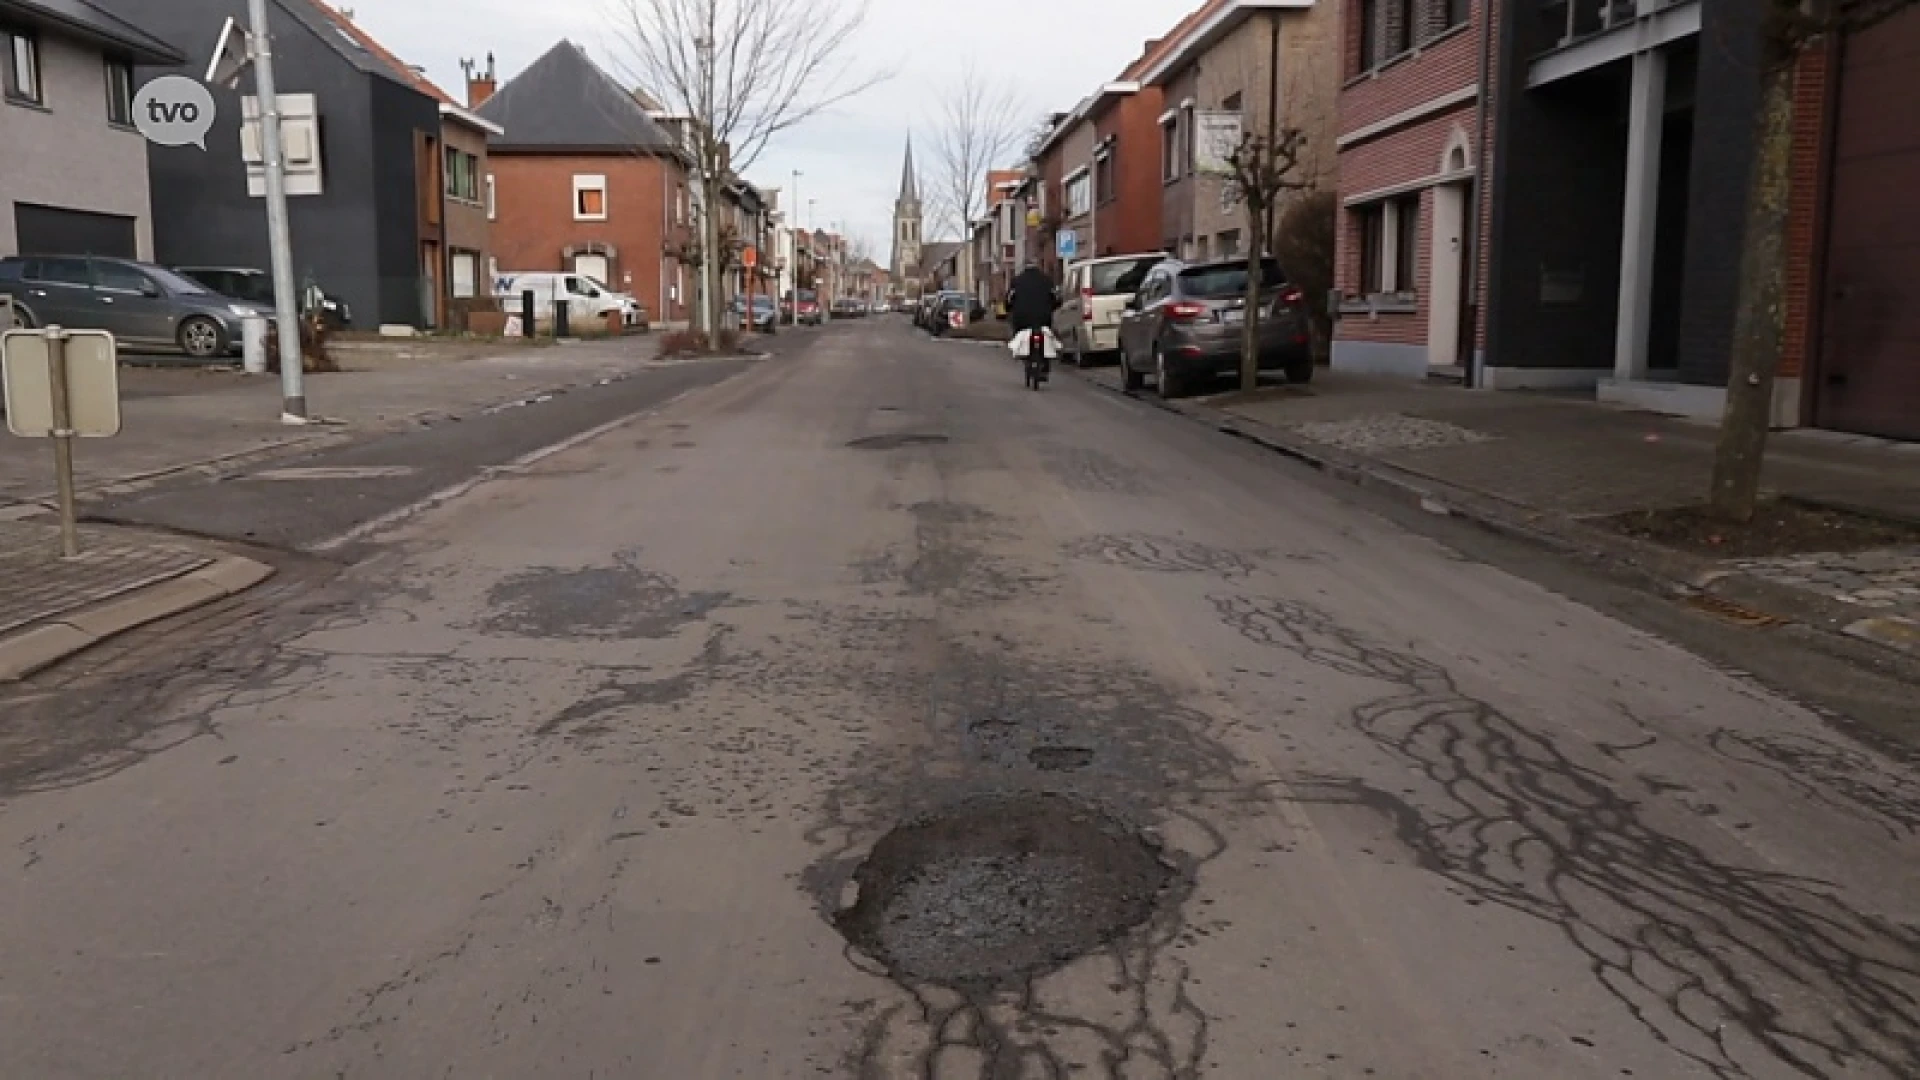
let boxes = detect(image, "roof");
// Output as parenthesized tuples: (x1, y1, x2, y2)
(0, 0, 184, 64)
(306, 2, 502, 135)
(477, 41, 679, 154)
(920, 241, 964, 271)
(898, 135, 918, 203)
(1138, 0, 1314, 87)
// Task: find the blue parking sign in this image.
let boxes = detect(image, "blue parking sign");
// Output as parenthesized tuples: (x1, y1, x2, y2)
(1056, 230, 1078, 260)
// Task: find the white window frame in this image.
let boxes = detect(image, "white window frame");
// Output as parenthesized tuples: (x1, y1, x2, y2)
(1064, 166, 1092, 218)
(573, 174, 608, 222)
(450, 251, 479, 299)
(5, 28, 41, 104)
(1160, 114, 1180, 183)
(485, 174, 497, 220)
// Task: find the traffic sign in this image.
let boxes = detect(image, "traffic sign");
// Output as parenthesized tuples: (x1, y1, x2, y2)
(1056, 230, 1078, 260)
(3, 329, 121, 438)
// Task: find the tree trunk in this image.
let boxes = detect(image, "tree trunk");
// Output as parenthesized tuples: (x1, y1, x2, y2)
(1708, 54, 1797, 522)
(700, 173, 723, 342)
(1241, 202, 1264, 393)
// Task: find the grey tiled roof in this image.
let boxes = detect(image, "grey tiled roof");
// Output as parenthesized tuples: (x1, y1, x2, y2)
(1, 0, 184, 64)
(476, 41, 677, 153)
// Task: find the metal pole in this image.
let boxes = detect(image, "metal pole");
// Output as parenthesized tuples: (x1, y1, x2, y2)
(44, 329, 79, 558)
(247, 0, 307, 421)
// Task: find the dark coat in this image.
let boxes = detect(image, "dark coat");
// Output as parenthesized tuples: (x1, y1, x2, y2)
(1006, 267, 1057, 331)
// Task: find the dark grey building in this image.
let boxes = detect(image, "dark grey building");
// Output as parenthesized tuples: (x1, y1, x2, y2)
(98, 0, 442, 328)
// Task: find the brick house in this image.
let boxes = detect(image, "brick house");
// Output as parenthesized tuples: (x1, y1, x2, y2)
(474, 41, 691, 327)
(1083, 64, 1163, 260)
(0, 0, 183, 262)
(1330, 0, 1492, 379)
(314, 9, 502, 330)
(1146, 0, 1341, 264)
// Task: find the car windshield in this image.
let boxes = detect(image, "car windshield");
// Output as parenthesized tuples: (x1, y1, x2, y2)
(1178, 259, 1286, 299)
(1090, 257, 1161, 296)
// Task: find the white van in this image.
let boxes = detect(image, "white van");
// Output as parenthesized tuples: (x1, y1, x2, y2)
(492, 272, 646, 330)
(1052, 253, 1167, 365)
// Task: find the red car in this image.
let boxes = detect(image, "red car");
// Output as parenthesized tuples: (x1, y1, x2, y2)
(792, 290, 822, 325)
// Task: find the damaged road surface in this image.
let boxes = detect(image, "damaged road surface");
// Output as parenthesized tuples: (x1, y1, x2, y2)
(1, 323, 1917, 1079)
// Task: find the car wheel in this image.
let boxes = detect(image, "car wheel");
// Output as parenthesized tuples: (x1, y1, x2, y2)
(178, 316, 227, 359)
(1155, 344, 1183, 400)
(8, 303, 36, 330)
(1122, 347, 1145, 391)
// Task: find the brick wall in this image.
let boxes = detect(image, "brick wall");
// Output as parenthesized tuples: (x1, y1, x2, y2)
(1095, 89, 1167, 257)
(1334, 0, 1496, 355)
(488, 152, 689, 324)
(1781, 45, 1829, 382)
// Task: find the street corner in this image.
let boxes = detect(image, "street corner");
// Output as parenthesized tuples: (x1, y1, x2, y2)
(0, 520, 274, 682)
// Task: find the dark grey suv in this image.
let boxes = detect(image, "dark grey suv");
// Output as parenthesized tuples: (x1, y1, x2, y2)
(1117, 256, 1312, 398)
(0, 255, 274, 359)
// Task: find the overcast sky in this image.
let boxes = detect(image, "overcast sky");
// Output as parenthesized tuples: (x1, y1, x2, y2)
(349, 0, 1186, 265)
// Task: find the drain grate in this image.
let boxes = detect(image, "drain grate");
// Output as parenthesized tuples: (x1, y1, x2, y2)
(846, 433, 949, 450)
(1684, 593, 1787, 628)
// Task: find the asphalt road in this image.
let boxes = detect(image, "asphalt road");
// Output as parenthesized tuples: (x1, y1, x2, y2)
(2, 320, 1916, 1078)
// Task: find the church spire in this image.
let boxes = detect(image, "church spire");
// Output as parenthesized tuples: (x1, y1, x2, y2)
(899, 135, 918, 203)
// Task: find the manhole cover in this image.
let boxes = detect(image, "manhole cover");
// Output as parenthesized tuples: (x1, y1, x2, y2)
(1029, 746, 1094, 772)
(836, 794, 1174, 988)
(846, 433, 949, 450)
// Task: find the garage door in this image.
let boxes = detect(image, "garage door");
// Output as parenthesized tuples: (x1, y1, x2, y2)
(13, 203, 138, 259)
(1817, 11, 1920, 440)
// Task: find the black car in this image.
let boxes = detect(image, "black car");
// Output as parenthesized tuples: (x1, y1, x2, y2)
(927, 292, 971, 336)
(174, 266, 353, 330)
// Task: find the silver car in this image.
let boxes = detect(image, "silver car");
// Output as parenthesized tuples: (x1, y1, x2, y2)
(0, 255, 274, 359)
(1117, 256, 1313, 399)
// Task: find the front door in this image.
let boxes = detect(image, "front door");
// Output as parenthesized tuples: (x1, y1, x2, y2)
(89, 261, 175, 346)
(1426, 182, 1468, 370)
(1815, 11, 1920, 439)
(19, 257, 94, 327)
(421, 241, 441, 328)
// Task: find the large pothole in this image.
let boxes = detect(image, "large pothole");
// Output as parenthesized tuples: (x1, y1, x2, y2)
(835, 793, 1176, 989)
(846, 433, 949, 450)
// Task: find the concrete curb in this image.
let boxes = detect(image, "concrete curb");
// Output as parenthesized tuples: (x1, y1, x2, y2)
(1068, 367, 1920, 662)
(0, 555, 275, 682)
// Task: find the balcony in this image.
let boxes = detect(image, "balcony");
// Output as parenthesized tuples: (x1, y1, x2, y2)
(1530, 0, 1700, 86)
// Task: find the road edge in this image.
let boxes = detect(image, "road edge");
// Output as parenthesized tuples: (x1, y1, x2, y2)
(0, 555, 275, 682)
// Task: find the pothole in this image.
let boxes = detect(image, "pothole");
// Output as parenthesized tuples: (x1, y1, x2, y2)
(1028, 746, 1094, 772)
(846, 433, 949, 450)
(835, 794, 1175, 989)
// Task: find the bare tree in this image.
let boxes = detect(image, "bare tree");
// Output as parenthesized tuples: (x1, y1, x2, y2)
(926, 63, 1026, 241)
(1711, 0, 1917, 520)
(613, 0, 885, 341)
(1222, 125, 1311, 394)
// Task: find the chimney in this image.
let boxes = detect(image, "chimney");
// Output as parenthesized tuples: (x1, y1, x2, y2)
(467, 52, 496, 109)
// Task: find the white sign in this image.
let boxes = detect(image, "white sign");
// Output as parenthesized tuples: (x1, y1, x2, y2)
(1196, 111, 1244, 176)
(133, 76, 216, 150)
(241, 94, 323, 197)
(205, 17, 252, 90)
(2, 330, 121, 438)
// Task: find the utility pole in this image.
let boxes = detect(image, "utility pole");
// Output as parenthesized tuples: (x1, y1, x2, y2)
(246, 0, 306, 421)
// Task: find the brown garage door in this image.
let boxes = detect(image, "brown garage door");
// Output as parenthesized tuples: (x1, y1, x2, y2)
(1817, 11, 1920, 440)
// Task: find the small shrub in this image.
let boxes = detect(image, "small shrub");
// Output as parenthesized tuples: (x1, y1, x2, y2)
(266, 312, 338, 373)
(1274, 190, 1338, 363)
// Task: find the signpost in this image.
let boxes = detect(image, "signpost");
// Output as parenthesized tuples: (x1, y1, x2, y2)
(1056, 229, 1079, 261)
(2, 328, 121, 557)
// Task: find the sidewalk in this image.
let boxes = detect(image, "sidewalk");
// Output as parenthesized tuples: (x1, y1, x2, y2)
(1, 335, 666, 512)
(1075, 365, 1920, 658)
(0, 520, 272, 681)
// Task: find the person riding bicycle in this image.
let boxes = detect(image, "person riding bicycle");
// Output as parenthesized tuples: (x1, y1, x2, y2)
(1006, 263, 1058, 335)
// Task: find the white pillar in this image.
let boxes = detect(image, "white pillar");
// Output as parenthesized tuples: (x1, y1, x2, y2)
(1615, 47, 1667, 381)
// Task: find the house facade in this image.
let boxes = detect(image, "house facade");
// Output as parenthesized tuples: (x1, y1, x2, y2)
(475, 41, 691, 328)
(0, 0, 183, 262)
(120, 0, 449, 329)
(1147, 0, 1341, 264)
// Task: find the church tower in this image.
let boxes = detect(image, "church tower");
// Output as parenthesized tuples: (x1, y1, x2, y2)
(891, 136, 923, 288)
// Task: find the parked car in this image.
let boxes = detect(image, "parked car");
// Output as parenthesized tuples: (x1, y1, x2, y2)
(1117, 256, 1312, 398)
(731, 293, 777, 331)
(173, 266, 353, 330)
(928, 291, 971, 336)
(493, 271, 645, 330)
(1054, 253, 1164, 367)
(793, 289, 822, 325)
(0, 255, 274, 358)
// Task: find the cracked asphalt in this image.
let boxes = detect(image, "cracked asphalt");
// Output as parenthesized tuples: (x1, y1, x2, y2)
(1, 320, 1916, 1078)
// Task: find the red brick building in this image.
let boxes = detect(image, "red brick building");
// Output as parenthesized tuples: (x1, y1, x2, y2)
(473, 42, 692, 326)
(1331, 0, 1493, 379)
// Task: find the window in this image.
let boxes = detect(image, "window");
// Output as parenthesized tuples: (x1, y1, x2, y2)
(574, 174, 608, 220)
(1065, 170, 1091, 217)
(1392, 194, 1419, 294)
(29, 257, 92, 285)
(1447, 0, 1470, 31)
(445, 149, 479, 202)
(1196, 235, 1210, 262)
(105, 60, 134, 125)
(1218, 229, 1241, 259)
(1161, 116, 1180, 183)
(4, 27, 40, 104)
(94, 262, 153, 293)
(485, 175, 497, 220)
(451, 251, 478, 298)
(1361, 0, 1457, 72)
(1095, 152, 1115, 205)
(1358, 204, 1387, 293)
